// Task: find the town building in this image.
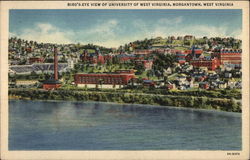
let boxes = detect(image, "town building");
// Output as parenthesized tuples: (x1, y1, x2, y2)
(29, 57, 44, 64)
(199, 82, 209, 89)
(177, 36, 183, 40)
(143, 80, 155, 87)
(135, 60, 153, 70)
(166, 81, 176, 90)
(15, 80, 38, 87)
(184, 35, 194, 41)
(164, 67, 172, 75)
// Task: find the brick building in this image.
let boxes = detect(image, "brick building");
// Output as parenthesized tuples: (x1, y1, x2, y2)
(74, 71, 135, 89)
(190, 57, 220, 71)
(81, 50, 105, 64)
(29, 57, 44, 64)
(134, 49, 153, 55)
(186, 46, 203, 59)
(135, 60, 153, 70)
(117, 54, 136, 62)
(212, 49, 241, 65)
(176, 51, 188, 64)
(176, 47, 203, 64)
(43, 79, 61, 90)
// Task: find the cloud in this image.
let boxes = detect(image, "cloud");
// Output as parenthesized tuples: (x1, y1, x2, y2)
(85, 19, 119, 39)
(10, 20, 126, 47)
(13, 23, 74, 44)
(131, 18, 242, 40)
(86, 18, 242, 47)
(73, 19, 125, 47)
(186, 25, 227, 37)
(9, 32, 17, 38)
(230, 29, 242, 39)
(10, 18, 241, 48)
(158, 16, 183, 25)
(177, 24, 242, 39)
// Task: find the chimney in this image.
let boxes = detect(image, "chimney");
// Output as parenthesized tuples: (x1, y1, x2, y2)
(54, 47, 58, 80)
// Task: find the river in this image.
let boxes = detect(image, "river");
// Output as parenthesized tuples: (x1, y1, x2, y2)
(9, 100, 241, 150)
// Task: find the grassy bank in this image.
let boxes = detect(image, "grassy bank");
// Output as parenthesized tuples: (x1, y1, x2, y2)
(9, 88, 241, 112)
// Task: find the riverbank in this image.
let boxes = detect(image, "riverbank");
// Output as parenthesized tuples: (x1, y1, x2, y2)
(9, 88, 241, 112)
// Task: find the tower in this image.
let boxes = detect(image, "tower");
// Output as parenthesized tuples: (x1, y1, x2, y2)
(54, 47, 58, 80)
(42, 46, 61, 90)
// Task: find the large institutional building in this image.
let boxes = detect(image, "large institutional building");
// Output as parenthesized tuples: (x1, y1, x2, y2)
(176, 47, 203, 64)
(74, 70, 135, 89)
(190, 57, 220, 71)
(176, 47, 241, 70)
(212, 49, 241, 65)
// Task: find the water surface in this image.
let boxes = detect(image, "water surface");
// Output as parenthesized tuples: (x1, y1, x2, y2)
(9, 100, 241, 150)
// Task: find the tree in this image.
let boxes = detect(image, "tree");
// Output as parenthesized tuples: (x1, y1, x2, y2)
(135, 63, 145, 75)
(39, 73, 45, 81)
(138, 77, 143, 86)
(155, 70, 162, 80)
(153, 52, 176, 79)
(146, 70, 153, 79)
(30, 71, 38, 79)
(98, 79, 104, 89)
(112, 56, 119, 64)
(163, 75, 168, 85)
(228, 98, 239, 112)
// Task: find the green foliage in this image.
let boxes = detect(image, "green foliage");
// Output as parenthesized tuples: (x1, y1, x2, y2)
(9, 88, 242, 112)
(135, 64, 145, 75)
(153, 53, 176, 79)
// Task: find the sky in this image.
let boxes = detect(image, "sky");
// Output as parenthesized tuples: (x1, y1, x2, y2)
(9, 9, 242, 48)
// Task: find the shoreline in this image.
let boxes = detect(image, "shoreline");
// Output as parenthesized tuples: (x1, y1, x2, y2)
(8, 98, 242, 115)
(9, 88, 242, 113)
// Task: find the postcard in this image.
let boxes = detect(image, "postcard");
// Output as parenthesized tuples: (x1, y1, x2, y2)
(0, 0, 249, 159)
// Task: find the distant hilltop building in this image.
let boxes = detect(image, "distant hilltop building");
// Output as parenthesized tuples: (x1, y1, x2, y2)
(177, 36, 183, 40)
(184, 35, 195, 41)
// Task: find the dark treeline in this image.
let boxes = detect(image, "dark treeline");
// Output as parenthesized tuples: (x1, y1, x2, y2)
(9, 89, 241, 112)
(61, 87, 242, 100)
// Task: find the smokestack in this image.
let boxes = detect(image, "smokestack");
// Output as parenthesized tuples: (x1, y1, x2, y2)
(54, 47, 58, 81)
